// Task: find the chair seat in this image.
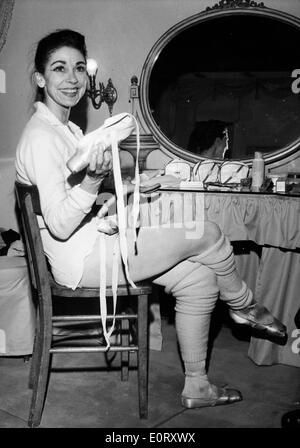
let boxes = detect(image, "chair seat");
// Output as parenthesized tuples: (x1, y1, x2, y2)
(49, 275, 152, 297)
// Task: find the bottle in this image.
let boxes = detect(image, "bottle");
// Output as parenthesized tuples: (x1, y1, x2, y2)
(251, 151, 265, 191)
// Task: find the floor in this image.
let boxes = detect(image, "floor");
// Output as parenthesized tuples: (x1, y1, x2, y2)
(0, 302, 299, 429)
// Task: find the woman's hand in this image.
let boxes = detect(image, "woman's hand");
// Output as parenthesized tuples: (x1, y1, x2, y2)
(80, 147, 113, 195)
(86, 147, 112, 180)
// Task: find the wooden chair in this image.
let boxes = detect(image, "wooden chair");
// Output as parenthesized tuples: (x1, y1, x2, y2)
(15, 182, 152, 428)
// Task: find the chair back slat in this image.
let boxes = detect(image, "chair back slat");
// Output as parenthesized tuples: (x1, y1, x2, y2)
(15, 182, 52, 309)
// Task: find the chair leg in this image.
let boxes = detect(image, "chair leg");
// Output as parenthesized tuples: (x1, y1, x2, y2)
(29, 309, 40, 390)
(28, 325, 52, 428)
(121, 313, 129, 381)
(137, 294, 149, 419)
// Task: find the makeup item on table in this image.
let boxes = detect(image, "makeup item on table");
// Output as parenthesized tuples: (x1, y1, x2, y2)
(276, 177, 287, 193)
(267, 173, 280, 192)
(165, 159, 191, 181)
(286, 173, 300, 193)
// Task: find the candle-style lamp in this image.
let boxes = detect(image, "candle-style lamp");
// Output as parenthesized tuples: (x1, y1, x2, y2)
(86, 58, 118, 116)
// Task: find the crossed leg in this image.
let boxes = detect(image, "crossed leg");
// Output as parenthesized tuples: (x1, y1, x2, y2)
(80, 221, 254, 406)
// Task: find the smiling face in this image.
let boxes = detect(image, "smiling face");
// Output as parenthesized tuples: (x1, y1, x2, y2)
(35, 46, 87, 123)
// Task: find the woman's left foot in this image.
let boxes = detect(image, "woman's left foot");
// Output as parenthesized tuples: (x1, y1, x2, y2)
(229, 302, 287, 340)
(182, 386, 242, 408)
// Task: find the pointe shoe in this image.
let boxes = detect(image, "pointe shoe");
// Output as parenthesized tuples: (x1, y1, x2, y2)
(229, 302, 287, 340)
(182, 386, 242, 409)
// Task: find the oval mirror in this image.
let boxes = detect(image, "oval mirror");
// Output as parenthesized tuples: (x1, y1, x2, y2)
(139, 1, 300, 164)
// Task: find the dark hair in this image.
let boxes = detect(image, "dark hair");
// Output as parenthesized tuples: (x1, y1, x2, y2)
(187, 120, 229, 154)
(34, 29, 87, 101)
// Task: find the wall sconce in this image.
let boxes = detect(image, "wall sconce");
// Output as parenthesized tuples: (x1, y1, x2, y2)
(119, 75, 160, 172)
(86, 58, 118, 116)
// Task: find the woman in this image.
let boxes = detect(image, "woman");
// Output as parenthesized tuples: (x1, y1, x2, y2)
(15, 29, 286, 409)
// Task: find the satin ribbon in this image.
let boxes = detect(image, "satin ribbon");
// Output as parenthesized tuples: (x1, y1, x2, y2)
(98, 114, 140, 349)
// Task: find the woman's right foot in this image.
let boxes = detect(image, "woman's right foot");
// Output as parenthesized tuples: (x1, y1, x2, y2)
(229, 302, 287, 340)
(181, 383, 242, 409)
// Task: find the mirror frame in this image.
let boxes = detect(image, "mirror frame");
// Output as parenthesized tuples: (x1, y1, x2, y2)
(139, 0, 300, 165)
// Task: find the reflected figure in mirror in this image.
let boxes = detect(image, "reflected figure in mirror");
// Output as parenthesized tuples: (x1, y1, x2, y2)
(187, 120, 230, 159)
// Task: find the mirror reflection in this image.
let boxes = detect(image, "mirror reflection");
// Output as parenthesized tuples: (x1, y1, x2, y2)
(149, 13, 300, 160)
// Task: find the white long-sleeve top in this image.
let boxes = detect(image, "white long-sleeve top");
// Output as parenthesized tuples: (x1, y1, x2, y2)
(15, 102, 99, 289)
